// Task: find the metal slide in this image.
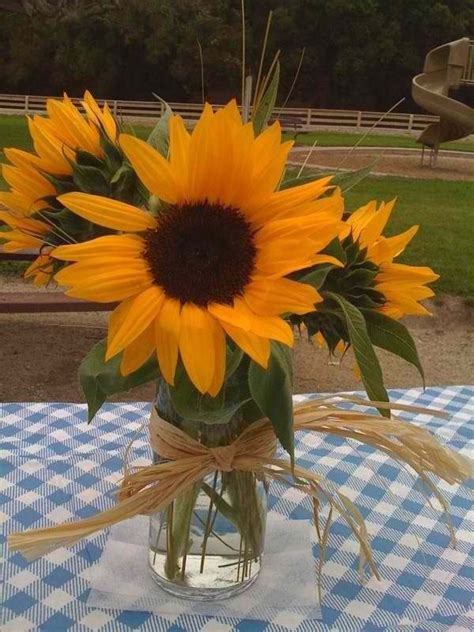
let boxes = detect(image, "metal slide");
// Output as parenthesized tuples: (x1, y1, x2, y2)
(412, 37, 474, 165)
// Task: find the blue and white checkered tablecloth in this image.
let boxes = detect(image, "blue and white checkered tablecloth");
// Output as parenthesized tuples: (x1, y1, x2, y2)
(1, 386, 473, 631)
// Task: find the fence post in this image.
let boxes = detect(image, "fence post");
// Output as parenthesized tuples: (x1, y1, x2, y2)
(408, 113, 414, 133)
(356, 111, 362, 129)
(113, 100, 118, 116)
(24, 95, 30, 115)
(306, 108, 312, 129)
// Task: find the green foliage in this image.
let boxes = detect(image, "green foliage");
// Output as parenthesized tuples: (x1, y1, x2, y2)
(168, 347, 251, 425)
(248, 342, 294, 459)
(252, 61, 280, 135)
(147, 97, 173, 156)
(325, 292, 390, 416)
(363, 310, 424, 386)
(1, 2, 472, 109)
(79, 340, 160, 422)
(282, 164, 374, 192)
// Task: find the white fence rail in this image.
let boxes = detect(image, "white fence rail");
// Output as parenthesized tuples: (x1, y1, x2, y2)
(0, 93, 438, 133)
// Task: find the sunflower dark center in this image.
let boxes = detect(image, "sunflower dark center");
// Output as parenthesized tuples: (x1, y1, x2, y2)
(143, 201, 257, 306)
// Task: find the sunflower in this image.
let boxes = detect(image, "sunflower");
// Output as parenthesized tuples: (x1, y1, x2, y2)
(4, 92, 117, 176)
(52, 101, 344, 395)
(0, 211, 53, 286)
(0, 91, 119, 285)
(340, 199, 439, 319)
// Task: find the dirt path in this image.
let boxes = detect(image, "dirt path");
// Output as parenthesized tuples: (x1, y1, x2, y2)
(289, 147, 474, 181)
(1, 276, 472, 401)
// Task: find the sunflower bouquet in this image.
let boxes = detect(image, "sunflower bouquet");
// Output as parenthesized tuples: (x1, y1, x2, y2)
(2, 86, 469, 601)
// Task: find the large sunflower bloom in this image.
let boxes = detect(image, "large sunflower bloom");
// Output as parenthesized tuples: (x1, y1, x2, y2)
(53, 101, 343, 395)
(341, 199, 439, 319)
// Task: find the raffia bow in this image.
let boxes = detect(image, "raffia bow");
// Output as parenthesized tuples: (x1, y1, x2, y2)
(8, 396, 473, 576)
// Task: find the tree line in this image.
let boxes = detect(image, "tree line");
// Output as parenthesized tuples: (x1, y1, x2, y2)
(0, 0, 473, 111)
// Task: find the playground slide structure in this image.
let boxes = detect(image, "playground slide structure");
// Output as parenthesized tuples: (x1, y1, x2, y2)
(412, 37, 474, 165)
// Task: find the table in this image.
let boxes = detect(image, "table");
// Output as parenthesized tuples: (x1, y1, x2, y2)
(1, 386, 473, 631)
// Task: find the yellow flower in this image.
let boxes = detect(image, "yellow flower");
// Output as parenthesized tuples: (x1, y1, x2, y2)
(0, 91, 118, 285)
(0, 160, 56, 216)
(53, 101, 343, 395)
(8, 92, 117, 175)
(0, 211, 53, 286)
(341, 199, 439, 319)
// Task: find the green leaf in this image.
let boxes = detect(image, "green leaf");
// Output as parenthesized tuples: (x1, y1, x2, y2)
(298, 264, 334, 290)
(282, 162, 374, 192)
(325, 292, 390, 416)
(72, 163, 110, 196)
(248, 341, 294, 459)
(75, 150, 105, 169)
(79, 340, 160, 422)
(147, 96, 173, 157)
(363, 310, 425, 386)
(324, 238, 347, 265)
(252, 61, 280, 135)
(331, 162, 375, 191)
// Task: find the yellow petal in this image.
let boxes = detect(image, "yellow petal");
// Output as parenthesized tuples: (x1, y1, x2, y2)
(208, 300, 252, 330)
(119, 134, 178, 203)
(169, 115, 191, 198)
(218, 320, 270, 368)
(0, 191, 34, 216)
(244, 176, 333, 225)
(244, 277, 320, 315)
(0, 211, 48, 234)
(53, 234, 145, 261)
(155, 297, 181, 385)
(178, 303, 218, 394)
(82, 90, 117, 142)
(2, 164, 55, 201)
(367, 225, 419, 264)
(0, 230, 43, 249)
(359, 199, 396, 248)
(106, 285, 165, 359)
(120, 325, 155, 376)
(58, 192, 157, 232)
(340, 200, 377, 240)
(207, 322, 226, 397)
(60, 270, 153, 302)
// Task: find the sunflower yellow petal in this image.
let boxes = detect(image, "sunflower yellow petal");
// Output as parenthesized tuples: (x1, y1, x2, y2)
(179, 303, 218, 393)
(119, 134, 178, 203)
(120, 325, 155, 376)
(207, 322, 226, 396)
(61, 270, 153, 302)
(106, 285, 164, 359)
(367, 225, 419, 264)
(53, 235, 144, 262)
(245, 277, 320, 315)
(218, 320, 270, 368)
(58, 192, 157, 232)
(359, 199, 396, 248)
(155, 297, 182, 385)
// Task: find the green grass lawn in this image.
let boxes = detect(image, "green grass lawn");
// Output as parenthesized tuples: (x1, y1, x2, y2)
(2, 114, 473, 153)
(341, 176, 474, 298)
(1, 115, 472, 298)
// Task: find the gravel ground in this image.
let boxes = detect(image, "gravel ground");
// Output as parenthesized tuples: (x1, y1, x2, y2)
(289, 147, 474, 181)
(1, 275, 472, 402)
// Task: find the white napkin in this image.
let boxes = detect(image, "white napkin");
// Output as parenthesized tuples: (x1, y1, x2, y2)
(85, 511, 322, 628)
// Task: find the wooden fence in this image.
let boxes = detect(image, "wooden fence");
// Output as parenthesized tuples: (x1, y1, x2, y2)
(0, 93, 438, 133)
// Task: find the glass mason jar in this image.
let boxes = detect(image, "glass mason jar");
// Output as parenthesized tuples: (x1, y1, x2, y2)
(148, 379, 269, 601)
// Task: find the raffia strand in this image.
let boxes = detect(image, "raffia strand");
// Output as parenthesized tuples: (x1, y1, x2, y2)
(8, 397, 472, 565)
